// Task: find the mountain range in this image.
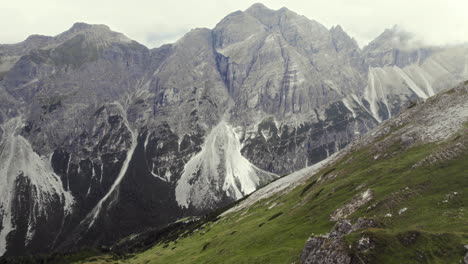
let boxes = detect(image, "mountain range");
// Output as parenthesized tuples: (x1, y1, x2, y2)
(0, 3, 467, 257)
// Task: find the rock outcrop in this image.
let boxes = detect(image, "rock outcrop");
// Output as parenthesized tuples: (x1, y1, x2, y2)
(300, 218, 380, 264)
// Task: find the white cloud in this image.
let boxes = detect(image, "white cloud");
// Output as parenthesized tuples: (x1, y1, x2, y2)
(1, 0, 467, 48)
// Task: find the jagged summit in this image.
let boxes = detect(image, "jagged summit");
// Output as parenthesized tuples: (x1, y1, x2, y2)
(68, 22, 110, 32)
(0, 22, 136, 76)
(55, 22, 132, 46)
(370, 25, 416, 47)
(0, 34, 54, 57)
(330, 24, 344, 31)
(245, 3, 291, 14)
(0, 22, 132, 56)
(0, 35, 53, 49)
(244, 2, 303, 27)
(24, 34, 54, 43)
(362, 24, 434, 68)
(363, 24, 429, 56)
(330, 24, 360, 52)
(245, 2, 271, 12)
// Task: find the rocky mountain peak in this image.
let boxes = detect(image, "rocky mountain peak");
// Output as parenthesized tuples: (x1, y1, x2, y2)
(0, 34, 54, 57)
(216, 3, 329, 48)
(245, 3, 292, 15)
(55, 22, 132, 47)
(0, 23, 124, 57)
(69, 22, 109, 32)
(244, 3, 300, 28)
(57, 22, 111, 39)
(362, 25, 432, 67)
(370, 25, 415, 49)
(173, 27, 213, 53)
(330, 25, 360, 52)
(330, 24, 344, 32)
(244, 3, 280, 27)
(24, 34, 54, 44)
(278, 6, 291, 12)
(245, 3, 271, 13)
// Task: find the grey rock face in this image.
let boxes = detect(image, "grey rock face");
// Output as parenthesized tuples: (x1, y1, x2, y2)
(215, 5, 367, 122)
(300, 236, 351, 264)
(0, 3, 467, 256)
(300, 218, 379, 264)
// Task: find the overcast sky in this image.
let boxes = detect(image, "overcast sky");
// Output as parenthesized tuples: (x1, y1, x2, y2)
(1, 0, 467, 48)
